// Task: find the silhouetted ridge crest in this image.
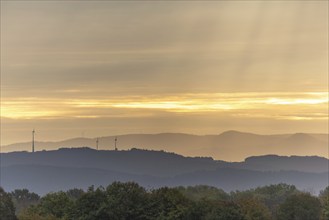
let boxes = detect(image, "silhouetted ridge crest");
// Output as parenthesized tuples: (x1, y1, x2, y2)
(1, 148, 328, 195)
(2, 131, 327, 161)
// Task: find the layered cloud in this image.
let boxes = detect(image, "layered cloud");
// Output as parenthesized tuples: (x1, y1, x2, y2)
(1, 1, 328, 145)
(2, 92, 327, 120)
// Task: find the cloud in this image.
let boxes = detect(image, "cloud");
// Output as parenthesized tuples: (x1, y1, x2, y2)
(1, 1, 328, 145)
(2, 1, 328, 96)
(2, 92, 327, 120)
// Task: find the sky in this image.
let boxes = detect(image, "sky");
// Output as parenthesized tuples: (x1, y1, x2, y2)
(1, 1, 328, 146)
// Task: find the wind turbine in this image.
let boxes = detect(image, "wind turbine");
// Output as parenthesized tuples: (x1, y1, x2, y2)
(115, 137, 118, 151)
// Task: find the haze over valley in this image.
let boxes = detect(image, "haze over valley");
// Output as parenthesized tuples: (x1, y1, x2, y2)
(0, 2, 328, 218)
(1, 131, 327, 161)
(1, 147, 328, 195)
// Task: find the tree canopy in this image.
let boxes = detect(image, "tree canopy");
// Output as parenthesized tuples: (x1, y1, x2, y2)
(2, 183, 327, 220)
(0, 187, 17, 220)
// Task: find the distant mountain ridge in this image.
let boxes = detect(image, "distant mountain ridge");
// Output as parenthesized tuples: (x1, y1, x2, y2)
(1, 131, 328, 161)
(1, 148, 328, 195)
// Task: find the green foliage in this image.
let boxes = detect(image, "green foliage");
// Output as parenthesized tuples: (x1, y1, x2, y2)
(36, 192, 73, 219)
(177, 185, 229, 201)
(236, 197, 271, 220)
(185, 199, 245, 220)
(231, 183, 298, 216)
(203, 201, 244, 220)
(277, 192, 322, 220)
(253, 184, 298, 208)
(65, 188, 84, 201)
(18, 207, 60, 220)
(0, 187, 17, 220)
(103, 182, 149, 219)
(319, 186, 329, 220)
(5, 183, 324, 220)
(68, 186, 107, 220)
(11, 189, 40, 214)
(148, 187, 191, 219)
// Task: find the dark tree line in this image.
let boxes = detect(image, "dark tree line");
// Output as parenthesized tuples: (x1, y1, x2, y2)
(1, 183, 328, 220)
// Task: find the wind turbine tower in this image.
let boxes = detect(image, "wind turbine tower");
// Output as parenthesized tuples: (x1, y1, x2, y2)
(115, 137, 118, 151)
(32, 129, 35, 153)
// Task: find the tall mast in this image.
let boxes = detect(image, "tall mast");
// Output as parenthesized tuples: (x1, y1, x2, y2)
(96, 138, 99, 150)
(115, 137, 117, 151)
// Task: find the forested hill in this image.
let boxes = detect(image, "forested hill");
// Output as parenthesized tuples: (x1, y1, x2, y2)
(2, 147, 218, 177)
(2, 147, 328, 176)
(1, 148, 328, 195)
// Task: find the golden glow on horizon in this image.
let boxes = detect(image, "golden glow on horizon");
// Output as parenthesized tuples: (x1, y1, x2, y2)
(266, 98, 328, 105)
(1, 1, 328, 150)
(2, 92, 327, 120)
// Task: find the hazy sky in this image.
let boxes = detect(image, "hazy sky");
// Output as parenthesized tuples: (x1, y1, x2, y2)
(1, 1, 328, 145)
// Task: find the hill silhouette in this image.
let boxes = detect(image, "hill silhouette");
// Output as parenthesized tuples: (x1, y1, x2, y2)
(1, 148, 328, 195)
(1, 131, 328, 161)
